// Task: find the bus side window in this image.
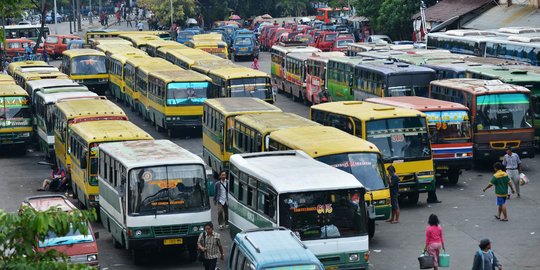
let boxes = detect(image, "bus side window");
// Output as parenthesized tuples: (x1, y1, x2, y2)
(353, 118, 362, 137)
(238, 172, 247, 202)
(247, 176, 257, 208)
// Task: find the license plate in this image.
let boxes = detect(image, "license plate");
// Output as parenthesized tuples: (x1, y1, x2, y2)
(163, 238, 183, 245)
(436, 166, 449, 170)
(240, 47, 248, 51)
(2, 140, 13, 144)
(325, 266, 338, 270)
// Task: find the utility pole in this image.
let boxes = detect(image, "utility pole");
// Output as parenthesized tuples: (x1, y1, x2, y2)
(53, 0, 58, 34)
(76, 0, 81, 31)
(170, 0, 174, 27)
(72, 0, 77, 32)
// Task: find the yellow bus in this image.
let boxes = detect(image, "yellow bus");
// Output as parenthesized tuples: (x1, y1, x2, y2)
(89, 38, 133, 48)
(108, 51, 147, 103)
(145, 39, 188, 57)
(53, 97, 128, 171)
(133, 59, 180, 118)
(311, 101, 435, 204)
(60, 49, 109, 95)
(203, 98, 282, 176)
(7, 60, 54, 76)
(207, 66, 274, 103)
(124, 55, 163, 110)
(85, 30, 171, 43)
(165, 48, 212, 69)
(147, 69, 214, 133)
(0, 84, 32, 154)
(118, 33, 160, 51)
(0, 74, 16, 85)
(96, 44, 141, 57)
(231, 112, 320, 153)
(15, 70, 69, 91)
(190, 59, 234, 75)
(267, 125, 390, 238)
(155, 46, 190, 59)
(186, 39, 229, 59)
(68, 120, 152, 210)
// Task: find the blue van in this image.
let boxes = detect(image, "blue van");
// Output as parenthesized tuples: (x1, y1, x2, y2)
(177, 30, 197, 45)
(228, 227, 324, 270)
(231, 33, 259, 61)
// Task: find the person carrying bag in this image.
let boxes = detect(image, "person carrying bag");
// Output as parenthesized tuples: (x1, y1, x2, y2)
(197, 222, 224, 270)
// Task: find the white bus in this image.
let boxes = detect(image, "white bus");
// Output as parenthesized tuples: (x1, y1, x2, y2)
(228, 150, 370, 269)
(98, 140, 211, 265)
(25, 78, 84, 102)
(33, 90, 97, 160)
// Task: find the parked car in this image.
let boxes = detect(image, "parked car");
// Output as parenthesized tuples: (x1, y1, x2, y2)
(177, 30, 197, 45)
(366, 35, 392, 43)
(231, 34, 259, 61)
(0, 38, 49, 58)
(330, 36, 355, 52)
(21, 195, 100, 267)
(314, 31, 338, 51)
(44, 34, 81, 58)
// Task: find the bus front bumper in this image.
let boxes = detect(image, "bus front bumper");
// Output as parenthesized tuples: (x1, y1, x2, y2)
(475, 145, 535, 160)
(320, 252, 369, 270)
(165, 116, 202, 127)
(434, 157, 474, 171)
(74, 79, 108, 93)
(0, 132, 32, 145)
(128, 234, 199, 250)
(398, 177, 435, 194)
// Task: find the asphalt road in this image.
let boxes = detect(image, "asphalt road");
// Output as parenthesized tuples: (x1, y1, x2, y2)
(1, 21, 539, 270)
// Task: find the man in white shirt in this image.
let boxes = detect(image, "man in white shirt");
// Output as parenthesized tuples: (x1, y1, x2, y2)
(502, 147, 522, 198)
(213, 171, 229, 229)
(137, 21, 144, 31)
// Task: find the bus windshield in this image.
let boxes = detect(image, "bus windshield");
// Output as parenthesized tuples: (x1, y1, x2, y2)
(366, 117, 431, 162)
(166, 82, 208, 105)
(388, 74, 433, 97)
(71, 55, 107, 75)
(229, 77, 271, 100)
(279, 188, 366, 240)
(0, 96, 31, 126)
(475, 93, 532, 130)
(39, 223, 94, 248)
(128, 165, 209, 216)
(425, 110, 471, 144)
(316, 153, 387, 191)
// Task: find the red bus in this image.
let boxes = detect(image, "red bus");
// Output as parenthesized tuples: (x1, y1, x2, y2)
(315, 7, 350, 23)
(430, 79, 535, 161)
(367, 96, 473, 184)
(305, 51, 345, 105)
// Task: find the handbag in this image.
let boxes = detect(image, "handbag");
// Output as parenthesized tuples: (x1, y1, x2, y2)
(418, 251, 435, 269)
(438, 250, 450, 267)
(198, 232, 206, 262)
(519, 173, 529, 186)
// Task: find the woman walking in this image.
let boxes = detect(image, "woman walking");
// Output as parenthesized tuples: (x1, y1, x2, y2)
(424, 214, 445, 270)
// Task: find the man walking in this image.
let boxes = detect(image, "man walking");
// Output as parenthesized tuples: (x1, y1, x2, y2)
(502, 147, 521, 198)
(483, 162, 515, 222)
(386, 165, 400, 224)
(214, 170, 229, 229)
(197, 222, 224, 270)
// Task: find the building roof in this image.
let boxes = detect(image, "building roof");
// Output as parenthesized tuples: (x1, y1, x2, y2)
(70, 120, 152, 143)
(366, 96, 469, 112)
(205, 98, 281, 115)
(412, 0, 493, 23)
(230, 150, 364, 193)
(99, 140, 202, 168)
(464, 4, 540, 30)
(235, 113, 319, 136)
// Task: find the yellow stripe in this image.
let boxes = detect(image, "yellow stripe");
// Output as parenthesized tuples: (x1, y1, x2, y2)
(0, 127, 32, 133)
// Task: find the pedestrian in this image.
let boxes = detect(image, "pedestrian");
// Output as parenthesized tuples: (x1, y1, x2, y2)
(104, 12, 109, 27)
(137, 20, 144, 31)
(115, 11, 121, 25)
(24, 44, 32, 60)
(100, 11, 105, 26)
(483, 162, 515, 222)
(37, 165, 68, 192)
(386, 165, 400, 224)
(213, 170, 229, 229)
(273, 20, 278, 26)
(251, 57, 259, 70)
(472, 239, 502, 270)
(424, 214, 445, 270)
(41, 48, 49, 64)
(502, 146, 521, 198)
(126, 12, 132, 27)
(197, 222, 224, 270)
(88, 10, 93, 25)
(427, 186, 442, 204)
(129, 13, 136, 28)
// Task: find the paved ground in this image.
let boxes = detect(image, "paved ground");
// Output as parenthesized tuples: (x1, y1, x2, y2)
(1, 22, 539, 269)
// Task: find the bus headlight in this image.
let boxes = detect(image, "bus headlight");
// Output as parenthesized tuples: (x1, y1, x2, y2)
(349, 253, 359, 262)
(99, 78, 108, 82)
(87, 254, 98, 262)
(417, 171, 434, 177)
(20, 132, 31, 137)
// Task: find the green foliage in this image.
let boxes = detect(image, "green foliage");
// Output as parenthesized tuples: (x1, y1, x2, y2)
(138, 0, 198, 26)
(0, 206, 96, 269)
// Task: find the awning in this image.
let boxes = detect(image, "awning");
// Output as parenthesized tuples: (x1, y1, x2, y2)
(412, 0, 493, 23)
(464, 5, 540, 29)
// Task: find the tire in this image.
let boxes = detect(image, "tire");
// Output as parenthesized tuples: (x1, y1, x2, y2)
(368, 219, 375, 239)
(448, 169, 460, 185)
(408, 193, 419, 205)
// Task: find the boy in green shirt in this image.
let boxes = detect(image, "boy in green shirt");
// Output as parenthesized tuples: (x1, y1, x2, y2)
(483, 162, 515, 221)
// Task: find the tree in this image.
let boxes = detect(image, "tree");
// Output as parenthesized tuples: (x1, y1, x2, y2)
(0, 206, 96, 269)
(138, 0, 198, 26)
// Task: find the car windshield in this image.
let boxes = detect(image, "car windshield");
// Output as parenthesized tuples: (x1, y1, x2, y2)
(46, 36, 59, 43)
(179, 32, 194, 39)
(324, 34, 337, 41)
(279, 188, 366, 240)
(39, 223, 94, 248)
(266, 265, 321, 270)
(128, 165, 209, 216)
(235, 37, 252, 46)
(337, 39, 353, 47)
(0, 96, 32, 127)
(425, 110, 472, 144)
(475, 93, 532, 130)
(166, 82, 208, 106)
(71, 55, 107, 75)
(229, 77, 271, 100)
(366, 117, 431, 162)
(316, 153, 387, 191)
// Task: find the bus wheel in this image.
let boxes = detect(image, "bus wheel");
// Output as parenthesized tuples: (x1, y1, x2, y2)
(368, 219, 375, 239)
(408, 193, 419, 204)
(448, 169, 460, 185)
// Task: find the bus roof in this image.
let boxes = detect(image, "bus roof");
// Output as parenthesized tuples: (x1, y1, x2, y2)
(269, 126, 379, 157)
(466, 66, 540, 83)
(205, 98, 281, 115)
(271, 45, 321, 54)
(0, 84, 27, 96)
(37, 91, 98, 104)
(17, 70, 69, 80)
(110, 51, 148, 63)
(192, 33, 223, 41)
(7, 60, 49, 72)
(137, 59, 178, 73)
(208, 66, 269, 79)
(312, 101, 426, 120)
(329, 56, 372, 66)
(17, 66, 59, 73)
(99, 140, 203, 168)
(55, 98, 126, 120)
(188, 39, 227, 46)
(306, 51, 346, 62)
(150, 69, 211, 83)
(287, 52, 316, 61)
(366, 97, 469, 112)
(96, 44, 141, 55)
(230, 150, 364, 193)
(235, 113, 320, 135)
(125, 55, 159, 67)
(70, 120, 152, 143)
(129, 35, 162, 46)
(146, 39, 187, 49)
(234, 228, 320, 268)
(26, 79, 79, 89)
(91, 38, 133, 46)
(62, 49, 105, 57)
(431, 79, 530, 94)
(0, 74, 15, 83)
(356, 61, 436, 75)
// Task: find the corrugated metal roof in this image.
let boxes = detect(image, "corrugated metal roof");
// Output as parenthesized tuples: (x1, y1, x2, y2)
(413, 0, 493, 22)
(464, 5, 540, 30)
